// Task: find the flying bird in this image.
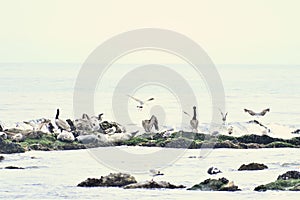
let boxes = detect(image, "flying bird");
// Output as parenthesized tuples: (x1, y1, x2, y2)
(55, 109, 71, 132)
(219, 109, 228, 124)
(244, 108, 270, 117)
(127, 95, 154, 110)
(190, 106, 199, 132)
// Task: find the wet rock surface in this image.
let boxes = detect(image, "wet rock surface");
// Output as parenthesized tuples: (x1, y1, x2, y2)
(254, 171, 300, 192)
(0, 137, 25, 154)
(238, 163, 268, 171)
(124, 180, 186, 189)
(77, 173, 137, 187)
(188, 177, 241, 191)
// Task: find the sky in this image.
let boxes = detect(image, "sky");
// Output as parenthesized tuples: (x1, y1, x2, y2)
(0, 0, 299, 64)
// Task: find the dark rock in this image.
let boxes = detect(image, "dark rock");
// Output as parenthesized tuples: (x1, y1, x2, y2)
(165, 137, 194, 148)
(124, 180, 186, 189)
(277, 171, 300, 180)
(0, 137, 25, 154)
(0, 155, 4, 161)
(214, 140, 240, 149)
(77, 173, 137, 187)
(238, 163, 268, 171)
(237, 134, 281, 144)
(29, 144, 52, 151)
(254, 179, 300, 192)
(5, 166, 25, 169)
(188, 177, 241, 191)
(207, 167, 222, 175)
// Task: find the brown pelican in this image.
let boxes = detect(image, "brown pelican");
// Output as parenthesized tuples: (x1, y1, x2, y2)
(244, 108, 270, 117)
(23, 118, 51, 131)
(55, 109, 71, 132)
(190, 106, 199, 132)
(142, 115, 159, 132)
(127, 95, 154, 110)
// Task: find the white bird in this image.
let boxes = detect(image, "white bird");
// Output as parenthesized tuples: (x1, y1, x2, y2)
(127, 95, 154, 110)
(244, 108, 270, 117)
(23, 118, 51, 132)
(190, 106, 199, 132)
(55, 109, 71, 132)
(149, 169, 164, 181)
(142, 115, 159, 132)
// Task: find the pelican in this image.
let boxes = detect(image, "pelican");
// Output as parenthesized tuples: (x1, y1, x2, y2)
(127, 95, 154, 110)
(55, 109, 71, 132)
(149, 169, 164, 181)
(244, 108, 270, 117)
(23, 118, 51, 131)
(142, 115, 159, 132)
(190, 106, 199, 132)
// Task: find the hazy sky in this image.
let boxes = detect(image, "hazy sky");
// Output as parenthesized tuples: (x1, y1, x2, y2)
(0, 0, 299, 64)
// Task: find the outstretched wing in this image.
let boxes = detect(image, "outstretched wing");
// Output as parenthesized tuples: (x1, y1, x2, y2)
(260, 108, 270, 116)
(127, 94, 143, 104)
(244, 109, 256, 116)
(183, 111, 191, 117)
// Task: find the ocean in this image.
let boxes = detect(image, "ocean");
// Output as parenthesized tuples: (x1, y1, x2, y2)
(0, 63, 300, 199)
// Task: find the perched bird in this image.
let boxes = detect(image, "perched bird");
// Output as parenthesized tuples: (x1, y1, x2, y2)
(23, 118, 51, 131)
(47, 122, 55, 134)
(244, 108, 270, 117)
(142, 115, 159, 132)
(190, 106, 199, 132)
(207, 167, 222, 175)
(55, 109, 71, 132)
(127, 95, 154, 110)
(66, 119, 76, 132)
(149, 169, 164, 181)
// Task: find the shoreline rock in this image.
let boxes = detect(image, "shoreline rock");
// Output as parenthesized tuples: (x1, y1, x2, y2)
(188, 177, 241, 191)
(238, 163, 268, 171)
(254, 171, 300, 191)
(77, 173, 137, 187)
(124, 180, 186, 189)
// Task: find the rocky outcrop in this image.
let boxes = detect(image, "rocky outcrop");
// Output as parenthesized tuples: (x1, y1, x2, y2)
(238, 163, 268, 171)
(188, 177, 241, 191)
(124, 180, 186, 189)
(77, 173, 137, 187)
(0, 137, 25, 154)
(277, 171, 300, 180)
(254, 171, 300, 192)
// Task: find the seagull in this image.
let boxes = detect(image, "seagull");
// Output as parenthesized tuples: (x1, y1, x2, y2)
(127, 95, 154, 110)
(244, 108, 270, 117)
(55, 109, 71, 132)
(23, 118, 51, 132)
(219, 109, 228, 124)
(149, 169, 164, 181)
(142, 115, 159, 132)
(190, 106, 199, 132)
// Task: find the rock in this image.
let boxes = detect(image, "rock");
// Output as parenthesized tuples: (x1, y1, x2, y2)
(76, 134, 100, 144)
(5, 166, 25, 169)
(214, 140, 240, 149)
(0, 155, 4, 161)
(237, 134, 279, 144)
(188, 177, 241, 191)
(0, 137, 25, 154)
(207, 167, 222, 175)
(238, 163, 268, 171)
(77, 173, 137, 187)
(277, 171, 300, 180)
(254, 179, 300, 192)
(124, 180, 186, 189)
(29, 144, 52, 151)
